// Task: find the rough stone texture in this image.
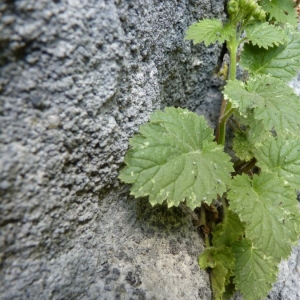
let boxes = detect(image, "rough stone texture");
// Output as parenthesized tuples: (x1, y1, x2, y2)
(1, 0, 300, 299)
(267, 241, 300, 300)
(0, 0, 226, 299)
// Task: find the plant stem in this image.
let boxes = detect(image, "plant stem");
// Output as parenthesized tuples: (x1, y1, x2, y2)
(234, 158, 257, 175)
(200, 204, 210, 248)
(217, 26, 238, 145)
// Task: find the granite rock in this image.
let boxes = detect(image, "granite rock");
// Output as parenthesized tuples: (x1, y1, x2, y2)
(0, 0, 225, 299)
(1, 0, 299, 299)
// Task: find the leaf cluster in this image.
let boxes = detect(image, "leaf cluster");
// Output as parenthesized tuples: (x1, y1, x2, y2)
(119, 1, 300, 299)
(119, 108, 234, 210)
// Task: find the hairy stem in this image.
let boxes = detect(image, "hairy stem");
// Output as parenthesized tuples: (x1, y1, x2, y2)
(217, 27, 238, 145)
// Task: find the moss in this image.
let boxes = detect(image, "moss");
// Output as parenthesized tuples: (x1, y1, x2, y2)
(135, 198, 189, 231)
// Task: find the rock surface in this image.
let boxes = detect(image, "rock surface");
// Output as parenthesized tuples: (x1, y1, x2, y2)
(1, 0, 300, 299)
(0, 0, 225, 299)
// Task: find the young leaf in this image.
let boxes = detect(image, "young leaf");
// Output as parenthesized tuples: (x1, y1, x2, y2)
(240, 28, 300, 82)
(199, 246, 235, 300)
(212, 210, 245, 248)
(232, 238, 278, 300)
(119, 108, 234, 209)
(223, 75, 300, 134)
(260, 0, 298, 27)
(233, 131, 255, 162)
(244, 22, 287, 49)
(185, 19, 235, 46)
(254, 135, 300, 190)
(222, 80, 255, 117)
(228, 173, 300, 263)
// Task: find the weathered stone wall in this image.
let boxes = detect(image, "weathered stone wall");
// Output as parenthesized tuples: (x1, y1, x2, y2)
(1, 0, 299, 299)
(0, 0, 226, 299)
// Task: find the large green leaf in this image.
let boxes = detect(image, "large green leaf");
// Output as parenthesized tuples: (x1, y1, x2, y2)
(260, 0, 298, 27)
(232, 238, 278, 300)
(199, 246, 235, 300)
(185, 19, 235, 46)
(244, 22, 287, 49)
(228, 173, 300, 263)
(223, 75, 300, 134)
(254, 135, 300, 190)
(119, 108, 234, 209)
(240, 29, 300, 82)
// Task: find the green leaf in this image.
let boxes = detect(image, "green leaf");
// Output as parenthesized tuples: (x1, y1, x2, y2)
(185, 19, 235, 46)
(213, 210, 245, 248)
(251, 77, 300, 133)
(223, 75, 300, 134)
(223, 80, 254, 117)
(240, 28, 300, 82)
(254, 135, 300, 190)
(232, 238, 278, 300)
(260, 0, 298, 27)
(119, 108, 234, 209)
(228, 173, 300, 263)
(199, 246, 235, 300)
(244, 22, 287, 49)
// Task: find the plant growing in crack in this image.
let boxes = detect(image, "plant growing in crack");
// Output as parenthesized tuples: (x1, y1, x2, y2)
(119, 0, 300, 299)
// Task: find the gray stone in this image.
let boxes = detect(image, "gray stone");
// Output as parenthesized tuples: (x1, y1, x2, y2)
(1, 0, 299, 299)
(0, 0, 225, 299)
